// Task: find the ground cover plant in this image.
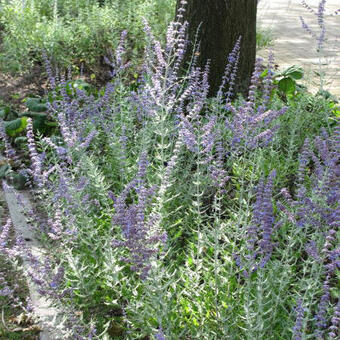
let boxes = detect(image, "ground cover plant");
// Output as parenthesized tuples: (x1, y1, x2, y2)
(0, 0, 176, 75)
(0, 0, 339, 339)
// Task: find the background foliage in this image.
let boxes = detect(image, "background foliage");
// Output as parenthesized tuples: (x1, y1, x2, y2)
(0, 0, 176, 74)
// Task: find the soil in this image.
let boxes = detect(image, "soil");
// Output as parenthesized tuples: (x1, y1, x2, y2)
(0, 65, 49, 109)
(0, 60, 114, 112)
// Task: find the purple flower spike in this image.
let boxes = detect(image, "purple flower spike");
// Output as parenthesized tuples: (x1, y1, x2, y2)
(112, 152, 166, 278)
(293, 298, 306, 340)
(155, 328, 166, 340)
(328, 300, 340, 338)
(0, 219, 12, 254)
(26, 118, 43, 188)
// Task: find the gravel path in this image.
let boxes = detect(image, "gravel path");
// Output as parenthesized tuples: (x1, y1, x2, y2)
(257, 0, 340, 98)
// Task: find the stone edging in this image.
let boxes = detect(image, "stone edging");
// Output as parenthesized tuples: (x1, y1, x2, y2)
(2, 180, 62, 340)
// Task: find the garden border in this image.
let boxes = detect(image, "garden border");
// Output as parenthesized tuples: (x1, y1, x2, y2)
(2, 179, 62, 340)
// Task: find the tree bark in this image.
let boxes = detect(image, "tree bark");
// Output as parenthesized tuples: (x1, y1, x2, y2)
(176, 0, 258, 98)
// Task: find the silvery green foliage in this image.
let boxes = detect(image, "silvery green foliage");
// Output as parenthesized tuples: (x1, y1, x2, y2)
(3, 4, 338, 339)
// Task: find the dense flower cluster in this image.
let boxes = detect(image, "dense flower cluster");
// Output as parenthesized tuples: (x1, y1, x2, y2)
(111, 152, 167, 279)
(234, 170, 280, 276)
(225, 54, 287, 152)
(279, 119, 340, 338)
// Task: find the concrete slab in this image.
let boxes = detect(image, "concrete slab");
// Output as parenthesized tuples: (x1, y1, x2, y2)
(2, 181, 63, 340)
(257, 0, 340, 98)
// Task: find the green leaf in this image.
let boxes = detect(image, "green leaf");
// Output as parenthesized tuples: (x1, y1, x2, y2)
(0, 164, 10, 178)
(19, 112, 55, 133)
(73, 79, 91, 91)
(19, 111, 47, 119)
(25, 98, 48, 112)
(11, 93, 20, 100)
(12, 172, 29, 190)
(31, 103, 48, 112)
(0, 108, 7, 118)
(332, 108, 340, 118)
(278, 77, 296, 95)
(25, 97, 40, 108)
(45, 121, 58, 127)
(260, 69, 269, 78)
(14, 136, 27, 144)
(277, 65, 304, 80)
(1, 106, 18, 121)
(32, 115, 47, 132)
(284, 66, 304, 79)
(4, 117, 28, 136)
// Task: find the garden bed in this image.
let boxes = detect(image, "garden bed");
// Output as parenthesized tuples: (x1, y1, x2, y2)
(0, 1, 339, 339)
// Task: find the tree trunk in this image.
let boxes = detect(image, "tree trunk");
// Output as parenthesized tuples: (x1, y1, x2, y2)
(176, 0, 258, 98)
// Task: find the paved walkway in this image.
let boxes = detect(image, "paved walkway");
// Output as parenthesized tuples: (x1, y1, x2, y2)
(257, 0, 340, 98)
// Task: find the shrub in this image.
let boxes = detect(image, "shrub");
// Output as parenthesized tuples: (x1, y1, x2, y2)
(0, 1, 338, 339)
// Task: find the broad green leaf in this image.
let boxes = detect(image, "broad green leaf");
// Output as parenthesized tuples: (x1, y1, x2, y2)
(278, 77, 296, 95)
(5, 117, 28, 136)
(282, 65, 304, 80)
(276, 65, 304, 80)
(1, 106, 18, 120)
(32, 115, 47, 131)
(30, 103, 48, 112)
(0, 164, 10, 178)
(12, 172, 29, 190)
(19, 111, 47, 119)
(25, 97, 41, 109)
(25, 97, 48, 112)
